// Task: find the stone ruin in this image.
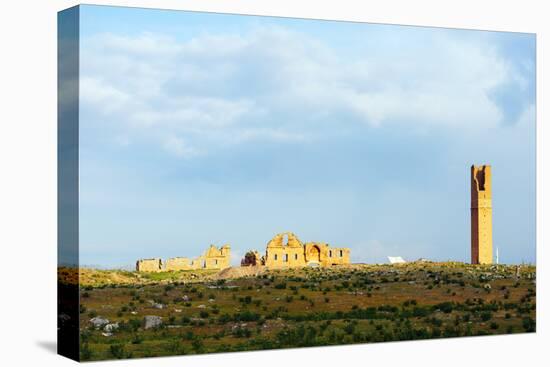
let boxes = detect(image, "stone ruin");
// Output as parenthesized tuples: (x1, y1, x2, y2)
(135, 258, 162, 272)
(240, 250, 264, 267)
(241, 232, 351, 269)
(136, 244, 231, 272)
(136, 232, 351, 272)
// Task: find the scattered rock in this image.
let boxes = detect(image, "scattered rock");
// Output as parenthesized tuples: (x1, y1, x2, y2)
(231, 323, 248, 330)
(143, 315, 163, 329)
(89, 316, 109, 328)
(104, 323, 119, 332)
(182, 295, 190, 302)
(484, 283, 492, 290)
(147, 300, 165, 309)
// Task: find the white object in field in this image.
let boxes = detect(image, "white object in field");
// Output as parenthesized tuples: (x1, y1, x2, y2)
(388, 256, 406, 264)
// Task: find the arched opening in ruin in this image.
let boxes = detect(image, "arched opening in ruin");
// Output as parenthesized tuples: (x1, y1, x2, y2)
(307, 245, 321, 264)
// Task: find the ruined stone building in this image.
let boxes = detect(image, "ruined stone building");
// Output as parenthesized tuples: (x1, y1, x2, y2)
(137, 232, 350, 272)
(135, 258, 163, 272)
(136, 244, 231, 272)
(471, 165, 493, 264)
(241, 250, 263, 267)
(263, 232, 350, 268)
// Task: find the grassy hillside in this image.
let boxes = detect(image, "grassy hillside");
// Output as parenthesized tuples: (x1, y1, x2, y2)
(77, 262, 536, 361)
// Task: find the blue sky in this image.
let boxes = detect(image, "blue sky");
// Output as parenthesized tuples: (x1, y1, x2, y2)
(77, 5, 536, 267)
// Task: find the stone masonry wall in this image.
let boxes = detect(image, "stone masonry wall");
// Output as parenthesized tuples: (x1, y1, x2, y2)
(136, 258, 162, 272)
(136, 245, 231, 272)
(264, 232, 350, 268)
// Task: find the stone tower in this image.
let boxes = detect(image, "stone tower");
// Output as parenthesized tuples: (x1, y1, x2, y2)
(471, 165, 493, 264)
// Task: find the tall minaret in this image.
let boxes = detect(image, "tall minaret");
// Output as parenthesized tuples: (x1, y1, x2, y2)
(471, 165, 493, 264)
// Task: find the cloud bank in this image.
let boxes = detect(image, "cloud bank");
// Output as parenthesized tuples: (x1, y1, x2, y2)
(80, 26, 534, 158)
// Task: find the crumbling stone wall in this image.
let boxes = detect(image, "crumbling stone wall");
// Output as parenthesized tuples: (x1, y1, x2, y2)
(136, 258, 162, 272)
(323, 246, 350, 266)
(241, 250, 263, 266)
(136, 244, 231, 272)
(165, 257, 191, 271)
(264, 232, 350, 268)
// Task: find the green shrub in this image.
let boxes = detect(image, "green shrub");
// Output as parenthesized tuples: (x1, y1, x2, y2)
(480, 311, 492, 322)
(80, 343, 93, 360)
(522, 317, 536, 332)
(199, 310, 209, 318)
(435, 302, 454, 314)
(343, 322, 356, 335)
(412, 307, 430, 317)
(192, 338, 204, 353)
(109, 344, 126, 359)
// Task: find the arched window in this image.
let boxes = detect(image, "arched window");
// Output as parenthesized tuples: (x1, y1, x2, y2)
(329, 250, 332, 257)
(339, 250, 343, 257)
(284, 254, 288, 262)
(274, 254, 278, 261)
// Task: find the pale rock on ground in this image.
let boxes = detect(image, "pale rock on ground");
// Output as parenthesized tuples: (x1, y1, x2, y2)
(143, 315, 163, 329)
(89, 316, 109, 328)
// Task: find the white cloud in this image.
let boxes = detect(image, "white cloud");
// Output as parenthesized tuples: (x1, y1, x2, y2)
(80, 26, 532, 157)
(80, 76, 130, 114)
(162, 136, 197, 158)
(234, 128, 308, 144)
